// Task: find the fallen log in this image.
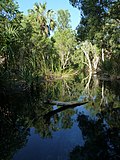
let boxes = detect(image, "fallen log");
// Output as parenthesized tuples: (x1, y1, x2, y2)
(44, 100, 88, 107)
(44, 100, 88, 121)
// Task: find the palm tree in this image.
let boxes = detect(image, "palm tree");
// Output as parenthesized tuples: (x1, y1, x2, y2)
(28, 2, 56, 36)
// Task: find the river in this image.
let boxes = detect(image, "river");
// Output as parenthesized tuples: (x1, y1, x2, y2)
(0, 75, 120, 160)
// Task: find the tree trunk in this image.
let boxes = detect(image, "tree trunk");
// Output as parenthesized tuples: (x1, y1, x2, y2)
(102, 48, 104, 62)
(92, 55, 99, 73)
(81, 47, 92, 72)
(44, 100, 88, 107)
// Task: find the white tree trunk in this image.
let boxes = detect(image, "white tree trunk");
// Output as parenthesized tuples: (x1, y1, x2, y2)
(81, 47, 92, 72)
(92, 55, 99, 73)
(102, 48, 104, 62)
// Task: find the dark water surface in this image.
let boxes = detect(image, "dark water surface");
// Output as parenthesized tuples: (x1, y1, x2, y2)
(0, 76, 120, 160)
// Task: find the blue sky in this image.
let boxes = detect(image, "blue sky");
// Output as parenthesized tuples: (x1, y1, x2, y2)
(16, 0, 80, 30)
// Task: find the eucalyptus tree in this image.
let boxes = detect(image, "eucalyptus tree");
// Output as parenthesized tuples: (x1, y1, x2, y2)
(53, 10, 77, 72)
(69, 0, 120, 75)
(57, 9, 71, 30)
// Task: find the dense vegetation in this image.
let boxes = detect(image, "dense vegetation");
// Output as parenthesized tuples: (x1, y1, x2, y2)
(0, 0, 120, 89)
(70, 0, 120, 75)
(0, 1, 120, 159)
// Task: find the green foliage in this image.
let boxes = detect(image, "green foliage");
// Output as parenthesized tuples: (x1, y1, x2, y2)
(0, 1, 58, 84)
(54, 28, 77, 70)
(28, 2, 56, 36)
(57, 9, 71, 30)
(20, 3, 58, 80)
(81, 41, 100, 71)
(101, 59, 113, 73)
(53, 10, 78, 71)
(69, 0, 120, 75)
(1, 0, 119, 87)
(0, 1, 120, 158)
(0, 0, 23, 73)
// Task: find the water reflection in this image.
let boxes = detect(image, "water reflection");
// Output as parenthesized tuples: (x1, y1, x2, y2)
(70, 106, 120, 160)
(0, 75, 120, 160)
(0, 93, 30, 160)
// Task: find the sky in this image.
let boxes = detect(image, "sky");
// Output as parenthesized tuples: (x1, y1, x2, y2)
(16, 0, 80, 30)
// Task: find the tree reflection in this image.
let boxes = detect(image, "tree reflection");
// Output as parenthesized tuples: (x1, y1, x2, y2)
(0, 74, 120, 159)
(33, 107, 76, 138)
(0, 89, 34, 160)
(28, 78, 84, 138)
(0, 104, 30, 160)
(70, 101, 120, 160)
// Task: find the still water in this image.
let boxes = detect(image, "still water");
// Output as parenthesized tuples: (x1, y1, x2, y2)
(0, 75, 120, 160)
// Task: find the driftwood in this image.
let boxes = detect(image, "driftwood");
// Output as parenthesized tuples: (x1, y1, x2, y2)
(45, 100, 88, 107)
(44, 100, 88, 121)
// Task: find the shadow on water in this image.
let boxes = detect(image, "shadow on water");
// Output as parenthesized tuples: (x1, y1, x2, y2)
(70, 105, 120, 160)
(0, 74, 120, 160)
(0, 92, 30, 160)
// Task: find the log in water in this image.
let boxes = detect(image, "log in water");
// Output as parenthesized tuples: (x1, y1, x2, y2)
(44, 100, 88, 107)
(43, 100, 88, 120)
